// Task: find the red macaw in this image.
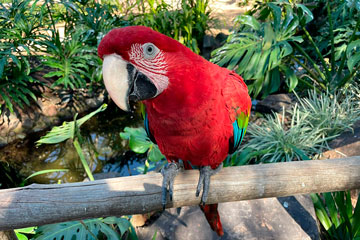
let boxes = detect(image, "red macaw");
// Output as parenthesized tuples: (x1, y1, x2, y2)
(98, 26, 251, 236)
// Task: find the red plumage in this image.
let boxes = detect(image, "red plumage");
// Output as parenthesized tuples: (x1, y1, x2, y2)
(98, 26, 251, 236)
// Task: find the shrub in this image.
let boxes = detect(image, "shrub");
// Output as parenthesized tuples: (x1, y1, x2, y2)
(294, 89, 360, 141)
(42, 30, 97, 89)
(211, 1, 312, 98)
(243, 105, 327, 163)
(0, 0, 47, 113)
(239, 88, 360, 163)
(129, 0, 212, 54)
(212, 0, 360, 97)
(292, 1, 360, 93)
(311, 191, 360, 239)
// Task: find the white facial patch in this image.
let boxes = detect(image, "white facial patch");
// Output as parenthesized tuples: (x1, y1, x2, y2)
(129, 43, 169, 96)
(102, 54, 130, 111)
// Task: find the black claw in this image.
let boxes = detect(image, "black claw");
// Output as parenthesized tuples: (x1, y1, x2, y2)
(162, 204, 166, 211)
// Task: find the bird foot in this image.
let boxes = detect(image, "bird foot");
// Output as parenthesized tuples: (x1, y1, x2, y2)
(161, 162, 181, 210)
(196, 163, 223, 205)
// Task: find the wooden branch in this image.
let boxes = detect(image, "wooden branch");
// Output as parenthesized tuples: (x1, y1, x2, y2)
(1, 157, 360, 230)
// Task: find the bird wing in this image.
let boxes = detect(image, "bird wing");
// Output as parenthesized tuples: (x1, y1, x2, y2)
(222, 71, 251, 154)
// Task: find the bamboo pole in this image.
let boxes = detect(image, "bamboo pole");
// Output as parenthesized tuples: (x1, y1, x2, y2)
(1, 157, 360, 230)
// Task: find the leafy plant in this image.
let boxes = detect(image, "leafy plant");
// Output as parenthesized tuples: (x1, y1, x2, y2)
(213, 0, 360, 97)
(0, 0, 47, 113)
(15, 227, 36, 240)
(240, 86, 360, 163)
(242, 105, 327, 163)
(34, 217, 137, 240)
(20, 169, 69, 186)
(130, 0, 212, 54)
(211, 1, 312, 97)
(120, 127, 165, 173)
(0, 64, 38, 113)
(294, 89, 360, 141)
(291, 1, 360, 92)
(311, 191, 360, 239)
(35, 105, 141, 239)
(36, 104, 108, 180)
(59, 0, 129, 47)
(42, 30, 97, 89)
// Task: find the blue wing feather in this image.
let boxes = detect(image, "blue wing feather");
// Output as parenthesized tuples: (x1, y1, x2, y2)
(229, 112, 249, 154)
(144, 111, 157, 144)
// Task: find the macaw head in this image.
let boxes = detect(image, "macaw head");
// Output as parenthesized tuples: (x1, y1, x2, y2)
(98, 26, 200, 111)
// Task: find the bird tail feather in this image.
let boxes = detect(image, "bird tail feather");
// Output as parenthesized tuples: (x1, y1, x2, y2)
(200, 204, 224, 236)
(183, 161, 224, 236)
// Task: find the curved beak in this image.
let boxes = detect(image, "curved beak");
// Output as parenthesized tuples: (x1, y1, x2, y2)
(102, 54, 157, 111)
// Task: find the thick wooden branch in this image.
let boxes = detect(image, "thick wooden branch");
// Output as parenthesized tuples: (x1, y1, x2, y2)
(1, 157, 360, 230)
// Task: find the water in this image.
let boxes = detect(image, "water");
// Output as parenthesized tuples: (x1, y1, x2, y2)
(0, 102, 145, 186)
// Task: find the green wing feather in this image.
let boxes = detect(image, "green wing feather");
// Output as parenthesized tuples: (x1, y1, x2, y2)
(231, 110, 250, 153)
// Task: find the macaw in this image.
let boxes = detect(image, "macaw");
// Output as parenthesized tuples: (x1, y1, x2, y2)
(98, 26, 251, 236)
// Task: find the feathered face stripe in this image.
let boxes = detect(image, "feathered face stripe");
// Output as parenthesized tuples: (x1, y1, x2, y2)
(129, 43, 169, 96)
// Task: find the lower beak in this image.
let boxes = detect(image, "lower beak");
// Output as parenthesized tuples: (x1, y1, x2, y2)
(102, 54, 157, 111)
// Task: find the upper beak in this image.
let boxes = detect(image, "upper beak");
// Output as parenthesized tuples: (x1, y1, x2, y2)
(102, 54, 157, 111)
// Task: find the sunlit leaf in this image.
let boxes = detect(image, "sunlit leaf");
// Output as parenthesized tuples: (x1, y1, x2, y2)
(34, 219, 120, 240)
(148, 145, 165, 162)
(234, 15, 260, 30)
(296, 4, 314, 25)
(36, 104, 107, 146)
(24, 169, 69, 181)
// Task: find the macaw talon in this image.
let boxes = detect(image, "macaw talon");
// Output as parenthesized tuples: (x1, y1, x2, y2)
(161, 161, 181, 210)
(196, 163, 223, 205)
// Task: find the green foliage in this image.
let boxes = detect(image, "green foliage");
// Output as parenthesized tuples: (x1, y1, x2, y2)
(243, 105, 326, 163)
(21, 169, 69, 186)
(212, 0, 360, 97)
(130, 0, 212, 54)
(15, 227, 36, 240)
(212, 1, 311, 98)
(311, 191, 360, 239)
(294, 90, 360, 141)
(0, 0, 46, 112)
(59, 0, 129, 46)
(34, 105, 143, 239)
(241, 87, 360, 163)
(36, 104, 107, 145)
(36, 104, 107, 180)
(120, 127, 165, 172)
(0, 0, 212, 113)
(44, 0, 130, 88)
(292, 1, 360, 92)
(34, 217, 136, 240)
(42, 30, 97, 89)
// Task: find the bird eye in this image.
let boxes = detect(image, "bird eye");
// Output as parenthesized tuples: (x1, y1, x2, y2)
(143, 43, 159, 59)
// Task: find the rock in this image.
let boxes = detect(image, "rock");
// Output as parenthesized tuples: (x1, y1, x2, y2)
(0, 87, 105, 147)
(201, 33, 228, 60)
(321, 120, 360, 159)
(255, 94, 294, 114)
(135, 195, 319, 240)
(203, 35, 215, 49)
(215, 32, 228, 46)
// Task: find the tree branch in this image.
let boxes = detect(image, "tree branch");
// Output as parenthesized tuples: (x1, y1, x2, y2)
(1, 157, 360, 230)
